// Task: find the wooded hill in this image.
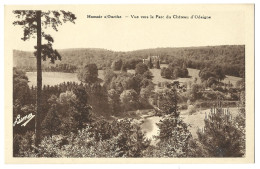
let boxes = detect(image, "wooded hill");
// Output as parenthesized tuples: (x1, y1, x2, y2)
(13, 45, 245, 77)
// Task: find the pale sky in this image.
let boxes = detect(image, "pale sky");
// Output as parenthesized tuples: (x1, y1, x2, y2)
(7, 5, 246, 52)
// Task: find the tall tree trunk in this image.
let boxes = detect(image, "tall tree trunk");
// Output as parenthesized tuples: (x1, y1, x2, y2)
(35, 10, 42, 147)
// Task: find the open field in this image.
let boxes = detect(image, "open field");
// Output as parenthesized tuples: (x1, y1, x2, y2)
(26, 66, 242, 87)
(127, 67, 240, 86)
(127, 67, 200, 85)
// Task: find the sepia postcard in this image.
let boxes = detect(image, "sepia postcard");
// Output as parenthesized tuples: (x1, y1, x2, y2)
(4, 4, 254, 163)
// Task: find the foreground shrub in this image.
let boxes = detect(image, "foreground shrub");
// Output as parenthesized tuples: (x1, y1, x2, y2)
(197, 106, 245, 157)
(35, 119, 150, 157)
(13, 131, 36, 157)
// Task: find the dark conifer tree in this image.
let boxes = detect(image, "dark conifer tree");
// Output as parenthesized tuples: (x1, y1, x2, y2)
(13, 10, 76, 146)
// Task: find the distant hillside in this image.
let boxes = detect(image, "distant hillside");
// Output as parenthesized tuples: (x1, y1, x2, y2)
(13, 48, 116, 70)
(13, 45, 245, 77)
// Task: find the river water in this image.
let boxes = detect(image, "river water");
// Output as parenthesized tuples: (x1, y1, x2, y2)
(140, 107, 239, 144)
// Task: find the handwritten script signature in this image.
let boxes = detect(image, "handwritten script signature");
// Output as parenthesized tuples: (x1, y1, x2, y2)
(13, 113, 35, 127)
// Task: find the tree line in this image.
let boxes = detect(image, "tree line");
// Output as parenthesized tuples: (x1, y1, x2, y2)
(16, 63, 77, 73)
(14, 45, 245, 77)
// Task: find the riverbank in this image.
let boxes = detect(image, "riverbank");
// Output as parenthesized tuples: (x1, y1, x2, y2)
(136, 107, 240, 144)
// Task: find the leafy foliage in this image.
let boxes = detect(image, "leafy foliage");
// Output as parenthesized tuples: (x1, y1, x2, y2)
(197, 106, 245, 157)
(13, 68, 31, 105)
(199, 66, 225, 82)
(41, 95, 61, 137)
(108, 89, 121, 115)
(13, 131, 36, 157)
(148, 85, 201, 157)
(155, 116, 193, 157)
(25, 119, 150, 157)
(120, 89, 139, 112)
(161, 62, 188, 79)
(77, 64, 99, 84)
(135, 63, 148, 75)
(70, 86, 92, 130)
(84, 83, 111, 117)
(13, 10, 76, 63)
(189, 84, 203, 101)
(156, 87, 179, 117)
(111, 59, 123, 71)
(161, 67, 172, 79)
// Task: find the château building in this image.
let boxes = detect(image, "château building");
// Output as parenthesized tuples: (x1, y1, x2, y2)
(142, 55, 160, 69)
